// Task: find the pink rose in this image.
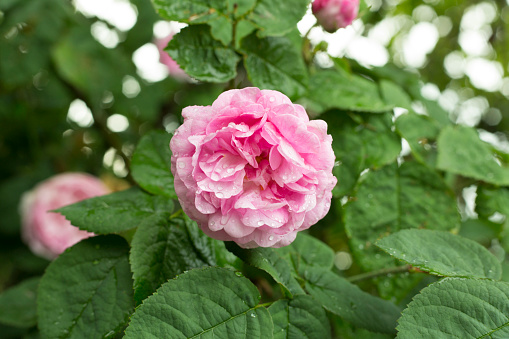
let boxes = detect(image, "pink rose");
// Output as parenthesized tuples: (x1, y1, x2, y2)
(170, 88, 337, 248)
(156, 34, 188, 80)
(312, 0, 359, 33)
(20, 173, 110, 259)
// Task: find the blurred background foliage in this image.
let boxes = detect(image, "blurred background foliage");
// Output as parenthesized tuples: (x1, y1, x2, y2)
(1, 0, 509, 337)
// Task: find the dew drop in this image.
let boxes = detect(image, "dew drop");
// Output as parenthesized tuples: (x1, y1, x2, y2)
(178, 161, 185, 169)
(217, 185, 223, 191)
(235, 271, 243, 277)
(250, 312, 257, 318)
(257, 220, 264, 226)
(282, 175, 287, 180)
(222, 163, 228, 169)
(227, 168, 234, 174)
(269, 96, 275, 102)
(216, 192, 224, 198)
(210, 221, 215, 226)
(269, 235, 274, 241)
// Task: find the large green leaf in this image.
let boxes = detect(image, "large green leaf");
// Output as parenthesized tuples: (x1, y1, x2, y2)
(302, 266, 400, 334)
(248, 0, 310, 37)
(124, 267, 273, 338)
(323, 111, 401, 196)
(226, 242, 305, 297)
(395, 112, 440, 165)
(56, 187, 174, 234)
(276, 233, 335, 270)
(131, 130, 176, 198)
(307, 70, 393, 114)
(240, 33, 308, 99)
(0, 277, 39, 328)
(377, 229, 502, 280)
(37, 235, 134, 339)
(344, 162, 459, 270)
(269, 295, 331, 339)
(167, 25, 240, 82)
(130, 215, 219, 303)
(437, 125, 509, 185)
(397, 278, 509, 338)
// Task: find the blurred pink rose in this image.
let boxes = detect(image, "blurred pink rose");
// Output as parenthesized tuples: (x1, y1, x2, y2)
(20, 173, 109, 259)
(156, 34, 188, 80)
(312, 0, 359, 33)
(170, 87, 337, 248)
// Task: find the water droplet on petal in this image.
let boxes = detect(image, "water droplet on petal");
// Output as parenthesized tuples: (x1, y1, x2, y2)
(178, 161, 185, 169)
(269, 235, 274, 241)
(257, 220, 264, 226)
(216, 192, 224, 198)
(222, 163, 228, 169)
(210, 221, 215, 226)
(269, 96, 275, 102)
(282, 175, 287, 180)
(217, 185, 223, 191)
(227, 168, 234, 174)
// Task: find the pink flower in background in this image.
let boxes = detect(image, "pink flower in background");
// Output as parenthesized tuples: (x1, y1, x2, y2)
(20, 173, 109, 259)
(170, 87, 337, 248)
(312, 0, 359, 33)
(156, 34, 188, 80)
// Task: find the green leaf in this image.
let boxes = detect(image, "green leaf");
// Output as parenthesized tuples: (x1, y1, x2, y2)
(167, 25, 240, 82)
(56, 187, 174, 234)
(130, 215, 218, 303)
(37, 235, 134, 339)
(437, 125, 509, 185)
(226, 242, 305, 297)
(307, 70, 393, 114)
(131, 130, 176, 198)
(459, 218, 503, 246)
(124, 267, 274, 338)
(235, 19, 257, 49)
(240, 33, 308, 99)
(395, 112, 439, 165)
(269, 295, 331, 339)
(397, 278, 509, 338)
(476, 185, 509, 219)
(249, 0, 310, 37)
(208, 15, 233, 45)
(0, 277, 39, 328)
(302, 266, 400, 334)
(376, 229, 502, 280)
(151, 0, 225, 23)
(344, 162, 459, 270)
(322, 111, 401, 196)
(379, 80, 412, 110)
(276, 232, 335, 270)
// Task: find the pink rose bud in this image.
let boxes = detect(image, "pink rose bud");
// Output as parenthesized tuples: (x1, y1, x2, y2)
(20, 173, 110, 260)
(170, 88, 337, 248)
(312, 0, 359, 33)
(156, 34, 188, 80)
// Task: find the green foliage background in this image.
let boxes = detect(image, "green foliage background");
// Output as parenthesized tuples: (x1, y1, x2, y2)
(1, 0, 509, 338)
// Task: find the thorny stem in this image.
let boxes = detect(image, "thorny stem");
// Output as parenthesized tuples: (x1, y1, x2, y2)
(347, 265, 413, 283)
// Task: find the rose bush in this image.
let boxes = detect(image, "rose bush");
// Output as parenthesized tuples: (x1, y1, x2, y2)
(312, 0, 359, 32)
(20, 173, 109, 259)
(170, 87, 337, 248)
